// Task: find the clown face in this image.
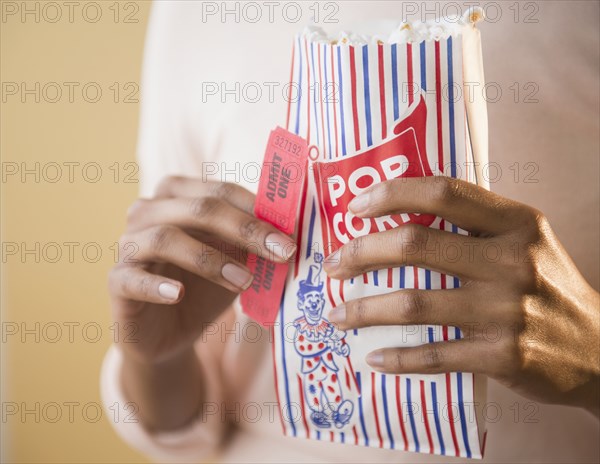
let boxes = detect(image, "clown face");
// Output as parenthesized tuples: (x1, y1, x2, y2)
(298, 290, 326, 325)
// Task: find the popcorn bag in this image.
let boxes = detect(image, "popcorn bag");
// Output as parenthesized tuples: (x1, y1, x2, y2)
(242, 9, 489, 459)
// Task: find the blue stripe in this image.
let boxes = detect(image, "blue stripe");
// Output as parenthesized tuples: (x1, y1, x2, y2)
(295, 37, 302, 136)
(324, 45, 333, 159)
(420, 41, 427, 91)
(447, 37, 456, 178)
(447, 37, 460, 289)
(400, 266, 405, 289)
(391, 44, 399, 120)
(427, 326, 434, 343)
(425, 270, 431, 289)
(406, 377, 419, 452)
(306, 200, 316, 259)
(356, 372, 369, 446)
(337, 46, 347, 156)
(381, 374, 395, 449)
(431, 382, 446, 455)
(455, 326, 472, 457)
(279, 293, 296, 436)
(361, 45, 377, 284)
(341, 432, 345, 443)
(362, 46, 373, 146)
(310, 42, 319, 146)
(316, 431, 321, 440)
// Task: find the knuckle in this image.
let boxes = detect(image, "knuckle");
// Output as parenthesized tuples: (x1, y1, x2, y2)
(343, 236, 365, 270)
(239, 219, 260, 241)
(210, 182, 235, 199)
(398, 224, 429, 253)
(422, 345, 444, 370)
(190, 196, 220, 219)
(348, 298, 368, 325)
(391, 351, 405, 371)
(137, 275, 153, 298)
(431, 176, 461, 206)
(378, 181, 397, 205)
(126, 199, 149, 224)
(401, 291, 428, 322)
(155, 175, 183, 197)
(149, 225, 174, 252)
(193, 245, 218, 273)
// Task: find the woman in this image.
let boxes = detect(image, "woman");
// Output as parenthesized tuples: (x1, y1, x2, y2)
(102, 1, 599, 462)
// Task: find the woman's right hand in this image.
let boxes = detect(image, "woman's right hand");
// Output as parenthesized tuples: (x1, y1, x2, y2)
(108, 176, 296, 365)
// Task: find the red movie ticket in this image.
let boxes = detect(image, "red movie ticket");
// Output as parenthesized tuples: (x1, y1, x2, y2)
(241, 127, 308, 326)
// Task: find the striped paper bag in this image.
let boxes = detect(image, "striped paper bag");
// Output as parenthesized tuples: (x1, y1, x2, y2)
(269, 10, 488, 459)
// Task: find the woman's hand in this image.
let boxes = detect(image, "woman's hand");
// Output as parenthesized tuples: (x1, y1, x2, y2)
(324, 176, 600, 415)
(108, 176, 296, 365)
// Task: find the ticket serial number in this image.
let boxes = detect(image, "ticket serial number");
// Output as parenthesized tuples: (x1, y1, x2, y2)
(273, 135, 302, 156)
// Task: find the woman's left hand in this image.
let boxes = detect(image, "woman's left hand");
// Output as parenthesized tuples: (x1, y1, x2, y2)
(323, 176, 599, 416)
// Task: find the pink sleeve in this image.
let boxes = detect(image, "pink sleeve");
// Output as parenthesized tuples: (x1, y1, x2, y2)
(100, 345, 225, 463)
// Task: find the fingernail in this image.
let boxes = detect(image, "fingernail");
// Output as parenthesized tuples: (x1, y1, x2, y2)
(328, 305, 346, 324)
(324, 250, 341, 270)
(265, 232, 297, 261)
(222, 263, 253, 290)
(366, 350, 385, 368)
(348, 193, 370, 215)
(158, 282, 180, 301)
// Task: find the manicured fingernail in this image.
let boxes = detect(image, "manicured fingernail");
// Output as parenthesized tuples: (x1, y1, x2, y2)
(348, 193, 370, 215)
(324, 250, 341, 270)
(366, 350, 385, 368)
(158, 282, 180, 301)
(328, 305, 346, 324)
(222, 263, 253, 290)
(265, 232, 297, 261)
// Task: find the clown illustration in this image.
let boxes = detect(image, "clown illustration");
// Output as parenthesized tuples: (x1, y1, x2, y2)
(294, 252, 354, 429)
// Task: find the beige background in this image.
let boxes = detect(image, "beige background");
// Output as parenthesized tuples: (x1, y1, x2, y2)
(2, 1, 150, 461)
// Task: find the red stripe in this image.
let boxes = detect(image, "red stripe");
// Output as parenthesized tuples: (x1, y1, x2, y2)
(345, 368, 351, 389)
(313, 164, 338, 308)
(420, 380, 434, 454)
(371, 372, 384, 448)
(377, 43, 387, 139)
(407, 43, 414, 106)
(443, 326, 460, 456)
(293, 175, 309, 278)
(353, 425, 359, 445)
(318, 44, 326, 159)
(330, 44, 339, 159)
(304, 38, 311, 143)
(413, 266, 419, 289)
(297, 375, 310, 438)
(395, 376, 409, 451)
(345, 351, 360, 393)
(349, 46, 361, 152)
(285, 44, 295, 130)
(330, 431, 334, 442)
(435, 41, 444, 172)
(270, 326, 286, 433)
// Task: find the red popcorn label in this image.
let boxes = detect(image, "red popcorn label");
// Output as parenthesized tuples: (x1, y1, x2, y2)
(241, 127, 308, 326)
(314, 96, 436, 252)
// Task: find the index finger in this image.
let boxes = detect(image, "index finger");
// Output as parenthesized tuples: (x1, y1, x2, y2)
(347, 176, 529, 235)
(154, 176, 255, 214)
